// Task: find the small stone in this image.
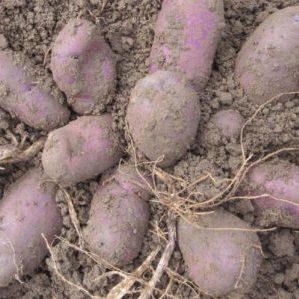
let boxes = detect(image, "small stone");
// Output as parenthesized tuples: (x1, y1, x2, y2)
(218, 91, 233, 105)
(0, 35, 8, 50)
(274, 273, 284, 284)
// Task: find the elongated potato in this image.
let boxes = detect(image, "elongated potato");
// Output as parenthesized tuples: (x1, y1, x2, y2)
(42, 114, 122, 185)
(244, 160, 299, 228)
(0, 168, 62, 287)
(51, 19, 116, 114)
(127, 71, 200, 167)
(84, 165, 150, 266)
(178, 210, 262, 297)
(149, 0, 225, 91)
(235, 7, 299, 105)
(0, 50, 70, 131)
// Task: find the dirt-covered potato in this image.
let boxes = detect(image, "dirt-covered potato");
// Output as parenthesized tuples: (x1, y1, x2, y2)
(178, 210, 262, 297)
(0, 50, 70, 131)
(211, 109, 244, 138)
(51, 19, 116, 114)
(127, 71, 200, 167)
(42, 114, 122, 185)
(149, 0, 225, 92)
(235, 6, 299, 105)
(244, 159, 299, 228)
(84, 165, 150, 266)
(0, 168, 62, 287)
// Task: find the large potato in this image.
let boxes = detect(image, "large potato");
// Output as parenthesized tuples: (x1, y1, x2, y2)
(244, 159, 299, 228)
(149, 0, 225, 92)
(235, 6, 299, 105)
(84, 165, 150, 266)
(178, 210, 262, 297)
(0, 168, 62, 287)
(0, 50, 70, 131)
(42, 114, 122, 185)
(127, 71, 200, 167)
(51, 19, 116, 114)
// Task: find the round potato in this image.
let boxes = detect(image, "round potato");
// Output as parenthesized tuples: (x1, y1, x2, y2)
(178, 210, 262, 297)
(127, 71, 200, 167)
(235, 7, 299, 105)
(0, 168, 62, 287)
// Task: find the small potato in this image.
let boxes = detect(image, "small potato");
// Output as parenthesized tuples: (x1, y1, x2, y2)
(84, 165, 150, 266)
(0, 50, 70, 131)
(178, 210, 262, 297)
(244, 159, 299, 228)
(0, 168, 62, 287)
(235, 7, 299, 105)
(149, 0, 225, 92)
(127, 71, 200, 167)
(42, 114, 122, 185)
(51, 19, 116, 114)
(211, 109, 244, 138)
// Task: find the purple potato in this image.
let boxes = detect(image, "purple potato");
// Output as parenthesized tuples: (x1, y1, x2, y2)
(0, 168, 62, 287)
(178, 210, 262, 297)
(42, 114, 122, 185)
(84, 165, 150, 266)
(244, 159, 299, 228)
(235, 7, 299, 105)
(51, 19, 116, 114)
(127, 71, 200, 167)
(149, 0, 225, 92)
(0, 51, 70, 131)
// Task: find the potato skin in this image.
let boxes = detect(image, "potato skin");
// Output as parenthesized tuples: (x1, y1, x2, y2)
(235, 7, 299, 105)
(0, 51, 70, 131)
(149, 0, 225, 92)
(0, 168, 62, 287)
(51, 19, 116, 114)
(211, 109, 244, 138)
(178, 210, 262, 297)
(42, 114, 122, 185)
(84, 166, 150, 266)
(127, 71, 200, 167)
(245, 160, 299, 228)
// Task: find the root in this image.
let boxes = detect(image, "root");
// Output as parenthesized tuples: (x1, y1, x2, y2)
(0, 137, 45, 165)
(42, 234, 103, 299)
(139, 212, 177, 299)
(58, 188, 84, 248)
(234, 245, 265, 290)
(107, 247, 160, 299)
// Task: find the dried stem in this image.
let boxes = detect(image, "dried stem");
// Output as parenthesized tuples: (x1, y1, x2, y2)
(139, 212, 177, 299)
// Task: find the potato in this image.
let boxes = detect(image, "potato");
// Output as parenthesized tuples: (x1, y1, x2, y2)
(51, 19, 116, 114)
(0, 168, 62, 287)
(127, 71, 200, 167)
(211, 109, 244, 138)
(42, 114, 122, 185)
(84, 165, 150, 266)
(0, 50, 70, 131)
(178, 210, 262, 297)
(149, 0, 225, 92)
(235, 7, 299, 105)
(244, 159, 299, 228)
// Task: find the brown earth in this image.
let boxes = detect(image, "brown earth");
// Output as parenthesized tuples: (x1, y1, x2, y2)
(0, 0, 299, 298)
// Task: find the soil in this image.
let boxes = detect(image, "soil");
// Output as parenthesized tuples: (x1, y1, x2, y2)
(0, 0, 299, 298)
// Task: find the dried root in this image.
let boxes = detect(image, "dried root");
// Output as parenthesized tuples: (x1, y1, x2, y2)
(0, 137, 45, 166)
